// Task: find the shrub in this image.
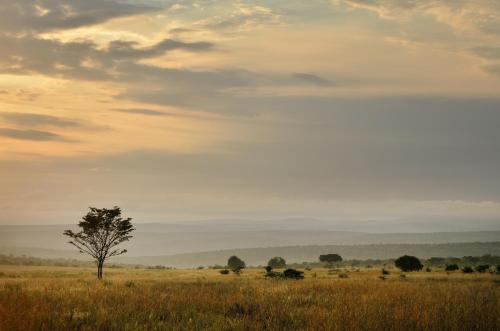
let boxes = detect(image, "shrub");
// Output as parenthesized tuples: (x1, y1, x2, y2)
(227, 256, 246, 274)
(319, 254, 343, 265)
(267, 257, 286, 269)
(462, 266, 474, 273)
(445, 264, 459, 271)
(425, 267, 432, 272)
(395, 255, 423, 272)
(219, 269, 230, 275)
(338, 273, 349, 278)
(265, 265, 273, 273)
(475, 264, 490, 273)
(283, 268, 304, 279)
(381, 268, 390, 275)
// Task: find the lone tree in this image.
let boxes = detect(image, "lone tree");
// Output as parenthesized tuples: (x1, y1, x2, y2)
(268, 256, 286, 269)
(227, 256, 246, 274)
(395, 255, 423, 272)
(319, 254, 343, 265)
(63, 207, 134, 279)
(445, 264, 459, 271)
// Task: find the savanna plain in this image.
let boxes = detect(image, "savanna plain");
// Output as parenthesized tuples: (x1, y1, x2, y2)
(1, 265, 498, 331)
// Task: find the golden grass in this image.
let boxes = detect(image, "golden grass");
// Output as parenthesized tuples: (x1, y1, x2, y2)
(1, 266, 499, 331)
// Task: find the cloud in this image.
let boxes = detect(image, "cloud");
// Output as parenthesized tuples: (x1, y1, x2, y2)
(107, 97, 500, 201)
(0, 0, 157, 33)
(292, 73, 334, 86)
(0, 32, 334, 114)
(471, 46, 500, 60)
(169, 27, 195, 35)
(0, 112, 80, 128)
(110, 108, 170, 116)
(22, 96, 498, 204)
(105, 39, 213, 60)
(483, 64, 500, 76)
(195, 4, 280, 32)
(339, 0, 500, 35)
(0, 128, 64, 141)
(0, 35, 214, 81)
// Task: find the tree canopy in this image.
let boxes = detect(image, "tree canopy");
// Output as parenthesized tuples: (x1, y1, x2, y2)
(63, 206, 134, 279)
(268, 256, 286, 269)
(395, 255, 423, 272)
(227, 256, 246, 273)
(319, 254, 343, 264)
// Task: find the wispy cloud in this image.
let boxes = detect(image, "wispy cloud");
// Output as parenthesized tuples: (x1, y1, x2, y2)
(110, 108, 170, 116)
(0, 128, 65, 141)
(0, 35, 214, 81)
(0, 112, 80, 128)
(470, 46, 500, 60)
(0, 0, 157, 33)
(292, 73, 334, 87)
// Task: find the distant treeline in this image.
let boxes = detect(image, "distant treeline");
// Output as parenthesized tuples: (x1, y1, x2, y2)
(284, 254, 500, 269)
(115, 241, 500, 267)
(2, 253, 499, 269)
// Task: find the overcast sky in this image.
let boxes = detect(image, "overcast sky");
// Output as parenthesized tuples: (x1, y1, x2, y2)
(1, 0, 500, 227)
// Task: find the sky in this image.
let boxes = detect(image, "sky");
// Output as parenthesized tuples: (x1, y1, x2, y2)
(1, 0, 500, 227)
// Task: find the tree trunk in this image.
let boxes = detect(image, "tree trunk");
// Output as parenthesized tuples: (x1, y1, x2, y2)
(97, 260, 104, 279)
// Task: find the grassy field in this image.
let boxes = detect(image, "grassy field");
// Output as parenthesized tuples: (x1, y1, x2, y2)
(0, 265, 499, 331)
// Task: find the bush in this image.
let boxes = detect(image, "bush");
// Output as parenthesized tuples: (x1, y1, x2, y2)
(319, 254, 343, 265)
(395, 255, 423, 272)
(227, 256, 246, 274)
(219, 269, 230, 275)
(445, 264, 459, 271)
(475, 264, 490, 273)
(267, 257, 286, 269)
(381, 268, 390, 275)
(425, 267, 432, 272)
(283, 268, 304, 280)
(462, 266, 474, 273)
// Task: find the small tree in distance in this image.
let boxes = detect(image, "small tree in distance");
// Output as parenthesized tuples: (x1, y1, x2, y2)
(445, 264, 459, 271)
(63, 206, 134, 279)
(395, 255, 423, 272)
(228, 256, 246, 274)
(268, 257, 286, 269)
(319, 254, 343, 266)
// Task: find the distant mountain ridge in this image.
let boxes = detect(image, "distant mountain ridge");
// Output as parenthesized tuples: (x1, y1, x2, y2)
(1, 221, 499, 257)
